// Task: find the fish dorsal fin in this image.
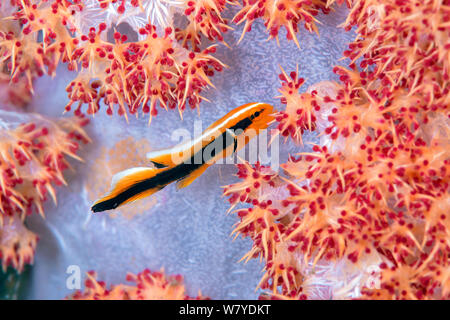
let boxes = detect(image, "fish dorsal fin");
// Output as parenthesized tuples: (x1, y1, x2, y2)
(176, 165, 210, 190)
(147, 103, 264, 168)
(110, 167, 156, 191)
(146, 138, 204, 167)
(204, 103, 257, 132)
(147, 105, 246, 168)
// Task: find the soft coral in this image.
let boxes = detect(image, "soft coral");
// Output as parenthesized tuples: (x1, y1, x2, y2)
(0, 111, 90, 272)
(68, 268, 209, 300)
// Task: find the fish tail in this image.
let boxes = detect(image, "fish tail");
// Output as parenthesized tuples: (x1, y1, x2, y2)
(91, 167, 160, 213)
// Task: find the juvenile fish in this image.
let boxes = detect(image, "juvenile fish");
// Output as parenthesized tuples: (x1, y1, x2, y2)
(91, 102, 274, 213)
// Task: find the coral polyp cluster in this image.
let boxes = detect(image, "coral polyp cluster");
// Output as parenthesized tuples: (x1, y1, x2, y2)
(0, 113, 90, 220)
(0, 214, 38, 272)
(274, 66, 318, 144)
(1, 0, 448, 301)
(175, 0, 236, 50)
(233, 0, 330, 47)
(96, 0, 236, 50)
(342, 0, 449, 106)
(65, 29, 224, 121)
(68, 269, 208, 300)
(0, 111, 90, 272)
(0, 0, 341, 124)
(224, 0, 449, 300)
(0, 0, 226, 122)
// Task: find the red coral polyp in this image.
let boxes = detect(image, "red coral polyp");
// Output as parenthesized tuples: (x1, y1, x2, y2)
(0, 114, 90, 221)
(0, 1, 226, 123)
(0, 111, 89, 273)
(274, 66, 319, 144)
(0, 214, 38, 273)
(176, 0, 236, 51)
(68, 268, 208, 300)
(233, 0, 330, 47)
(343, 0, 450, 105)
(64, 26, 225, 122)
(223, 161, 279, 210)
(224, 58, 449, 299)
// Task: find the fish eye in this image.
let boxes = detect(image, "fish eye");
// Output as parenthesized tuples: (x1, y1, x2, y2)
(250, 109, 263, 120)
(251, 110, 262, 120)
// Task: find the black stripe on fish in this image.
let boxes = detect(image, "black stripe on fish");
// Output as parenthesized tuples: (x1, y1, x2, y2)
(92, 114, 256, 212)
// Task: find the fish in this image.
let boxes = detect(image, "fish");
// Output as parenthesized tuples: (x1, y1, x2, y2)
(91, 102, 274, 213)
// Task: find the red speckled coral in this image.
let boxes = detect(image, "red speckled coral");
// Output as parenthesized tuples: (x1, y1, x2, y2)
(274, 66, 319, 144)
(64, 25, 224, 122)
(343, 0, 450, 105)
(0, 214, 38, 272)
(175, 0, 237, 51)
(224, 0, 450, 300)
(0, 115, 90, 220)
(233, 0, 331, 47)
(68, 269, 209, 300)
(0, 113, 90, 271)
(0, 0, 226, 122)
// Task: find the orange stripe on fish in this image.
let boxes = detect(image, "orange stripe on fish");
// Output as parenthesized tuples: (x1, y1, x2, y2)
(91, 102, 274, 213)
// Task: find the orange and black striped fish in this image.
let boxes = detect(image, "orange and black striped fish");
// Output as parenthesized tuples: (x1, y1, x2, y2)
(91, 102, 274, 213)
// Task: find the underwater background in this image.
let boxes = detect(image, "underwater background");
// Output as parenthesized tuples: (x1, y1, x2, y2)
(7, 6, 355, 299)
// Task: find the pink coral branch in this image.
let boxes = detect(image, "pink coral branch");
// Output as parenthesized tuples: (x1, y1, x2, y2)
(0, 214, 38, 273)
(0, 111, 90, 272)
(68, 268, 209, 300)
(233, 0, 331, 47)
(224, 51, 449, 300)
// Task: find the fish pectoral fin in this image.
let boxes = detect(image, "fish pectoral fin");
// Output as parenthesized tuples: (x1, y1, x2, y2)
(146, 150, 176, 168)
(91, 167, 158, 212)
(120, 185, 164, 206)
(176, 165, 210, 190)
(150, 160, 168, 168)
